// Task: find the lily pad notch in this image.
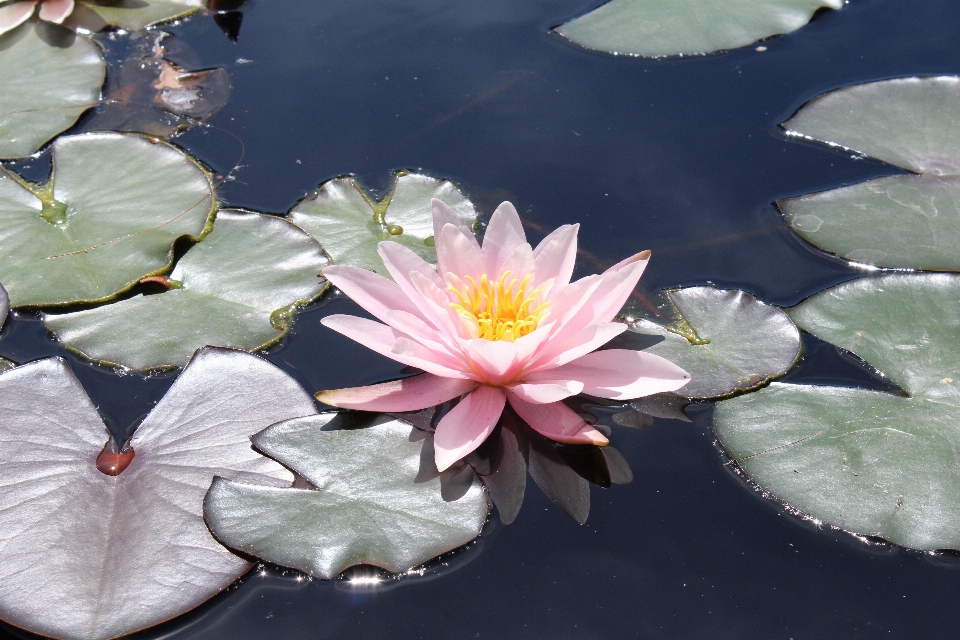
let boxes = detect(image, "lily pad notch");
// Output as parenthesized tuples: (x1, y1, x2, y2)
(624, 286, 801, 399)
(44, 210, 330, 370)
(0, 347, 317, 640)
(0, 131, 216, 307)
(289, 171, 477, 277)
(204, 414, 489, 580)
(778, 76, 960, 271)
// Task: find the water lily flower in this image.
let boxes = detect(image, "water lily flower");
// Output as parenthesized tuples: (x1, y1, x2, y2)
(0, 0, 75, 35)
(316, 200, 690, 471)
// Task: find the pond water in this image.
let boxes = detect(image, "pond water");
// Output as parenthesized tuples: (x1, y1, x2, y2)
(2, 0, 960, 637)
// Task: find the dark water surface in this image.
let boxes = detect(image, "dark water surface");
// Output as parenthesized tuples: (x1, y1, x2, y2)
(3, 0, 960, 637)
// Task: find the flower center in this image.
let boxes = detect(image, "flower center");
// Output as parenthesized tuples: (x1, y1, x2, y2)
(448, 272, 550, 342)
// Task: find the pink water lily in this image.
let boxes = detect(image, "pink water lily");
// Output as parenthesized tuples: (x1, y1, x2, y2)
(316, 200, 690, 471)
(0, 0, 75, 35)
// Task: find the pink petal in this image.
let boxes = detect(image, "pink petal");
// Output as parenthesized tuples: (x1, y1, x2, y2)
(409, 270, 461, 338)
(432, 199, 479, 275)
(480, 201, 526, 275)
(592, 250, 651, 323)
(378, 241, 445, 297)
(316, 374, 477, 412)
(321, 314, 468, 378)
(507, 380, 583, 404)
(438, 223, 484, 281)
(323, 265, 429, 326)
(505, 394, 608, 446)
(495, 241, 535, 283)
(526, 349, 690, 400)
(0, 1, 37, 35)
(532, 224, 578, 289)
(526, 322, 627, 372)
(541, 274, 604, 338)
(512, 319, 556, 364)
(392, 337, 473, 379)
(462, 338, 519, 384)
(384, 309, 456, 355)
(434, 386, 506, 471)
(37, 0, 72, 23)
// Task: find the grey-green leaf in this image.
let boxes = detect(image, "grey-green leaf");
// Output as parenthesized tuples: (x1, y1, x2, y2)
(290, 172, 476, 277)
(0, 23, 105, 159)
(627, 286, 800, 399)
(714, 273, 960, 550)
(779, 76, 960, 271)
(0, 282, 7, 331)
(66, 0, 203, 32)
(783, 76, 960, 175)
(44, 210, 329, 370)
(0, 347, 313, 640)
(554, 0, 843, 58)
(204, 415, 489, 579)
(0, 132, 215, 307)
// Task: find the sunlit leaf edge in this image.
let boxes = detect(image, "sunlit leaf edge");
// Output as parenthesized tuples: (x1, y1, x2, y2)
(44, 208, 331, 372)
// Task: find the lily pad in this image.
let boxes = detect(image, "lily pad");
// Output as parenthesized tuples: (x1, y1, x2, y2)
(44, 210, 329, 370)
(204, 415, 489, 579)
(714, 273, 960, 550)
(554, 0, 843, 58)
(0, 282, 7, 330)
(625, 286, 800, 399)
(779, 76, 960, 271)
(0, 132, 215, 307)
(289, 172, 476, 277)
(0, 347, 316, 640)
(0, 357, 14, 373)
(0, 23, 105, 159)
(65, 0, 203, 32)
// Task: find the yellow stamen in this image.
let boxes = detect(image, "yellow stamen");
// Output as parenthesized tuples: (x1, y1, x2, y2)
(448, 271, 550, 342)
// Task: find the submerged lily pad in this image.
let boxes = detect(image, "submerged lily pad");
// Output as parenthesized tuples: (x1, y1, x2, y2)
(0, 23, 105, 159)
(554, 0, 843, 58)
(82, 31, 230, 138)
(625, 286, 800, 399)
(289, 172, 476, 277)
(780, 76, 960, 271)
(44, 210, 329, 370)
(0, 347, 316, 640)
(0, 132, 215, 307)
(714, 273, 960, 550)
(65, 0, 203, 32)
(204, 415, 489, 579)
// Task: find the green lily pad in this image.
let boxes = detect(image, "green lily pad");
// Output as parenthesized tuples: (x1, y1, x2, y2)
(204, 415, 489, 579)
(625, 286, 800, 399)
(43, 210, 329, 370)
(714, 273, 960, 550)
(289, 172, 476, 277)
(0, 132, 215, 308)
(0, 23, 105, 159)
(554, 0, 843, 58)
(779, 76, 960, 271)
(65, 0, 203, 32)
